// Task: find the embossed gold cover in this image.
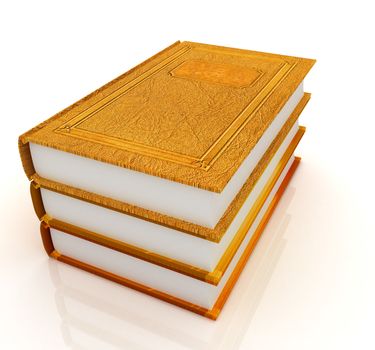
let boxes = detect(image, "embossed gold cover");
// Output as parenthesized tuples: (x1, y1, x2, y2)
(19, 41, 315, 192)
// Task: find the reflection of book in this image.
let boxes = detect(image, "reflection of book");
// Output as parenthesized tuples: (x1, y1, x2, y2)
(19, 41, 314, 318)
(49, 200, 294, 350)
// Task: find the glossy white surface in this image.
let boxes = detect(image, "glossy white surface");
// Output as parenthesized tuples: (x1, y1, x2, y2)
(2, 1, 375, 349)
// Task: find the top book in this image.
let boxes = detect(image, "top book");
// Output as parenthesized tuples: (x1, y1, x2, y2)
(19, 41, 314, 231)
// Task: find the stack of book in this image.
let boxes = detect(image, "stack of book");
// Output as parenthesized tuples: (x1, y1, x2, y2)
(19, 41, 315, 320)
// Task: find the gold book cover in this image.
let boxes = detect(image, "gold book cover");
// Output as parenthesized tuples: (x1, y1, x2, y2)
(18, 41, 314, 240)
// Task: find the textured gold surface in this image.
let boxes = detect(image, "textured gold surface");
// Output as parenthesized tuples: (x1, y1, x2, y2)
(170, 59, 263, 87)
(40, 157, 300, 320)
(31, 127, 303, 284)
(19, 41, 315, 192)
(30, 93, 310, 242)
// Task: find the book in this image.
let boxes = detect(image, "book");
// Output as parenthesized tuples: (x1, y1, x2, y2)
(19, 41, 314, 235)
(19, 41, 315, 319)
(49, 212, 292, 348)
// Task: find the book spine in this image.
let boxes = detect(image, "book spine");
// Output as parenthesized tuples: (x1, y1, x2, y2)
(18, 138, 35, 179)
(29, 181, 46, 219)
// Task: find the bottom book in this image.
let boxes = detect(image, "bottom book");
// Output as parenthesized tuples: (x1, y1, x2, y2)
(49, 209, 289, 350)
(40, 156, 300, 320)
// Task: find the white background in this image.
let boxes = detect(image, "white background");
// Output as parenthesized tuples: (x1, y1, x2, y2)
(1, 0, 374, 349)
